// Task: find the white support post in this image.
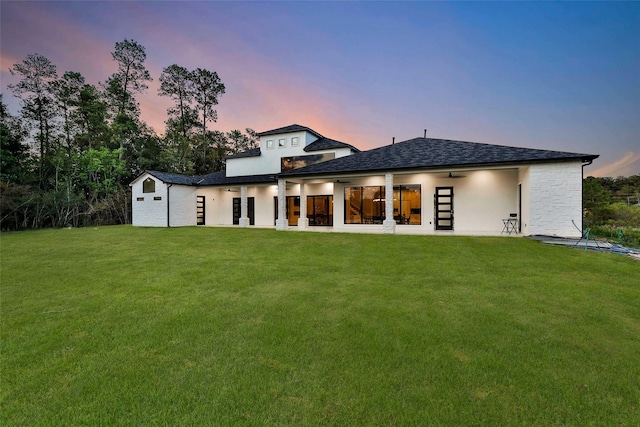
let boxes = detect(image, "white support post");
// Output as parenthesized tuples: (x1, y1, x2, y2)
(298, 182, 309, 230)
(276, 179, 288, 230)
(239, 185, 249, 227)
(383, 172, 396, 234)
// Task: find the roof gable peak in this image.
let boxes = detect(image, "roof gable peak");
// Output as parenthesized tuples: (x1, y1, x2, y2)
(256, 124, 323, 138)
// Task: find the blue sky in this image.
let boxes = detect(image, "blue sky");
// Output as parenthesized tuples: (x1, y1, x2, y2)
(2, 1, 639, 176)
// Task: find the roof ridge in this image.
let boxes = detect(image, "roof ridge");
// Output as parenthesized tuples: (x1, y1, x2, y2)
(397, 137, 591, 155)
(256, 124, 324, 138)
(282, 137, 598, 177)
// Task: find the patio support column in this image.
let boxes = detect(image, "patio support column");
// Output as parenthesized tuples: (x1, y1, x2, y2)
(298, 182, 309, 230)
(276, 179, 288, 230)
(383, 172, 396, 234)
(239, 185, 249, 227)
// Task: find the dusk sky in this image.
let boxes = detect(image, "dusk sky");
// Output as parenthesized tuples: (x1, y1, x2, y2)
(2, 1, 639, 177)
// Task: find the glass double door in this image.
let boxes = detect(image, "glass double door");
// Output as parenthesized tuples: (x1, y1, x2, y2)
(275, 196, 333, 226)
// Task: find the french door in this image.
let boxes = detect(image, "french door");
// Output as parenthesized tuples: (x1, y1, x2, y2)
(434, 187, 454, 230)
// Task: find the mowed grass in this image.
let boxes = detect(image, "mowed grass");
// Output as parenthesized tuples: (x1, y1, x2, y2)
(1, 226, 639, 425)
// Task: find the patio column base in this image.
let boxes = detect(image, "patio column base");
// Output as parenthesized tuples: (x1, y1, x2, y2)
(383, 219, 396, 234)
(276, 219, 288, 231)
(298, 218, 309, 230)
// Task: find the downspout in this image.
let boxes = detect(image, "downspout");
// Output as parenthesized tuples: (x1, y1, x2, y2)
(581, 159, 593, 233)
(167, 183, 173, 228)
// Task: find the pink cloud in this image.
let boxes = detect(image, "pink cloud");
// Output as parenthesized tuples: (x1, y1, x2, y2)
(4, 1, 633, 181)
(588, 152, 640, 178)
(124, 9, 379, 148)
(1, 2, 419, 150)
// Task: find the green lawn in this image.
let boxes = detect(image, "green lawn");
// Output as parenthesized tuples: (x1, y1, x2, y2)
(2, 226, 639, 425)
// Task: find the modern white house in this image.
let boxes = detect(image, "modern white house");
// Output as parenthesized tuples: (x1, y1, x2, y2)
(130, 124, 598, 237)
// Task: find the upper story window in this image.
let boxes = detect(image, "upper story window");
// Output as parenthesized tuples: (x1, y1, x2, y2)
(143, 178, 156, 193)
(291, 137, 299, 146)
(278, 138, 286, 148)
(281, 153, 335, 172)
(266, 140, 274, 149)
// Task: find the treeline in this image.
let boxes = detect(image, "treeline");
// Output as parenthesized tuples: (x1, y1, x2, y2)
(1, 39, 257, 230)
(583, 175, 640, 227)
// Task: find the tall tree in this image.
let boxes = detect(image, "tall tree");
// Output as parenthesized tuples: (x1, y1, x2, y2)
(104, 39, 152, 158)
(106, 39, 152, 116)
(0, 96, 31, 184)
(191, 130, 228, 175)
(190, 68, 225, 141)
(74, 83, 110, 151)
(8, 53, 58, 188)
(227, 128, 259, 153)
(158, 64, 198, 139)
(50, 71, 85, 151)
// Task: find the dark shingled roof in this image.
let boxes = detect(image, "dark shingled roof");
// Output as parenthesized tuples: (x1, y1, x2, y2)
(146, 171, 200, 185)
(225, 129, 360, 159)
(196, 171, 276, 185)
(281, 137, 599, 177)
(305, 137, 360, 153)
(224, 147, 261, 160)
(145, 170, 276, 186)
(257, 124, 323, 138)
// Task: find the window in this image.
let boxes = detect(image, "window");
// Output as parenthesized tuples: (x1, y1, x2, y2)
(137, 197, 144, 201)
(154, 196, 162, 201)
(266, 140, 274, 149)
(345, 186, 384, 224)
(281, 153, 335, 172)
(393, 185, 421, 224)
(308, 195, 333, 226)
(278, 138, 286, 148)
(291, 136, 299, 146)
(344, 185, 421, 225)
(143, 178, 155, 193)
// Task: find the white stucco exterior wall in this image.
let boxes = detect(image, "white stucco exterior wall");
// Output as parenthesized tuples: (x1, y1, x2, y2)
(226, 130, 353, 177)
(226, 131, 313, 177)
(450, 169, 518, 234)
(527, 161, 584, 237)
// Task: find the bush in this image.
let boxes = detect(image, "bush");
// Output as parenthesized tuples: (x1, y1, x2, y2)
(589, 224, 640, 249)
